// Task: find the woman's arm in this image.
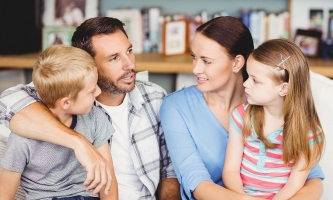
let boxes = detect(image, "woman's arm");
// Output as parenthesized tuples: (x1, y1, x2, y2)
(0, 168, 21, 199)
(97, 143, 118, 200)
(193, 181, 265, 200)
(222, 125, 246, 194)
(273, 155, 311, 200)
(289, 178, 323, 200)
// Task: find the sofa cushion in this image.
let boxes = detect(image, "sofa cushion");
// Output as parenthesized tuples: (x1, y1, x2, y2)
(310, 71, 333, 200)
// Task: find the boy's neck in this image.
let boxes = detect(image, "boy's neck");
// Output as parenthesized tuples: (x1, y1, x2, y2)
(49, 107, 73, 127)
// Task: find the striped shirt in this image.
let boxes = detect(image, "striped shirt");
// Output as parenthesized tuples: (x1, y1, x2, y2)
(230, 103, 321, 199)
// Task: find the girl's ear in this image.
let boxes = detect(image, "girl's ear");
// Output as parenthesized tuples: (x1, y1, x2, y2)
(278, 82, 289, 97)
(59, 97, 71, 110)
(232, 55, 245, 73)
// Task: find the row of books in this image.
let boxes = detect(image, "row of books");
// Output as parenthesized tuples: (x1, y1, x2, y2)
(106, 8, 290, 55)
(242, 10, 289, 48)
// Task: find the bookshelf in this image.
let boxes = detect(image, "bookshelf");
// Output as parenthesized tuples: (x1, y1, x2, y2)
(0, 52, 332, 77)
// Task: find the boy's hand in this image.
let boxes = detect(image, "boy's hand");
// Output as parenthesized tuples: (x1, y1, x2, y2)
(73, 134, 112, 195)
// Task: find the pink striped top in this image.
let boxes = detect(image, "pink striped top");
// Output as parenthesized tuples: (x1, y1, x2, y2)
(230, 103, 320, 199)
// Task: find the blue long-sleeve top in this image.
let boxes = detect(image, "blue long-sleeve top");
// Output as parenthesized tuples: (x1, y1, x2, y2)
(160, 85, 324, 200)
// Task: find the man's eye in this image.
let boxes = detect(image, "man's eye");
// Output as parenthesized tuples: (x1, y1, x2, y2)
(110, 56, 118, 61)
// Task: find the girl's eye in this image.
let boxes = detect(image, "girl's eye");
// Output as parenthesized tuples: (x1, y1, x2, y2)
(253, 79, 259, 84)
(203, 60, 212, 64)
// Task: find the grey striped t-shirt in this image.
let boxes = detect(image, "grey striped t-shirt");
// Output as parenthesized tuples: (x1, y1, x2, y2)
(1, 106, 114, 200)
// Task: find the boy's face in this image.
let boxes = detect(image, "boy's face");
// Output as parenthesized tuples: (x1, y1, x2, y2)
(91, 30, 136, 95)
(70, 69, 101, 115)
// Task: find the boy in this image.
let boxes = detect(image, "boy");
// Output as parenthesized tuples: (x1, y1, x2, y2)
(0, 45, 118, 200)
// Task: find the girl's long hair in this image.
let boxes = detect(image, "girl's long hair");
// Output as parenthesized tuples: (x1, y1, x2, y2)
(242, 39, 324, 168)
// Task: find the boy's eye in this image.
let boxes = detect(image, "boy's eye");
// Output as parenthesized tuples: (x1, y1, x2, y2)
(253, 79, 259, 84)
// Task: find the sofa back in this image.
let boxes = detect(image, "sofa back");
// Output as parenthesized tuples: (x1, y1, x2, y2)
(310, 72, 333, 200)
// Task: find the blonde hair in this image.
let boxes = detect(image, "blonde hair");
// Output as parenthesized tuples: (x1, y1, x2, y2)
(242, 39, 324, 168)
(32, 45, 97, 108)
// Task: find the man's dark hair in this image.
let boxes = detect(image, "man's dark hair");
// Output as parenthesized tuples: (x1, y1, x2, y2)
(71, 17, 128, 57)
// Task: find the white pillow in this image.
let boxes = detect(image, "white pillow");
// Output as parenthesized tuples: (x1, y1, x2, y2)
(310, 71, 333, 200)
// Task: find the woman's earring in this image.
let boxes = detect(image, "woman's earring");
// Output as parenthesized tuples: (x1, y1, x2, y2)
(233, 68, 237, 73)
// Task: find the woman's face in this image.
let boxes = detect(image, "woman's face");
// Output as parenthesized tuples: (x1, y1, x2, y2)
(191, 32, 236, 93)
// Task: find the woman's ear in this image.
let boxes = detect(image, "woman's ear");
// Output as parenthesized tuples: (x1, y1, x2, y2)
(59, 97, 71, 110)
(232, 55, 245, 73)
(278, 82, 289, 97)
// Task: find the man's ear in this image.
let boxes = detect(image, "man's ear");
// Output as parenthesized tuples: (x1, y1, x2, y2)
(278, 82, 288, 97)
(233, 55, 245, 73)
(59, 97, 71, 110)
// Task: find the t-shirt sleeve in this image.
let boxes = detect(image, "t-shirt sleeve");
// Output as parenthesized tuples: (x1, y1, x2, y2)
(91, 106, 115, 148)
(308, 126, 323, 146)
(0, 82, 41, 128)
(1, 133, 30, 173)
(229, 103, 247, 134)
(307, 164, 325, 180)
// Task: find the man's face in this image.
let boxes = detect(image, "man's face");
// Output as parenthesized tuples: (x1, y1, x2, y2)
(91, 30, 136, 95)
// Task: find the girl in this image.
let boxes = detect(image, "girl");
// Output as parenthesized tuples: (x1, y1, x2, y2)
(223, 38, 325, 199)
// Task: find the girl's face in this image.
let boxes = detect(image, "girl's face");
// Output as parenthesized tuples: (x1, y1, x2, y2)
(190, 33, 236, 93)
(244, 56, 283, 106)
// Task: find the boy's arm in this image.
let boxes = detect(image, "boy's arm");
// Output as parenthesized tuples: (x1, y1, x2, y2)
(222, 125, 245, 194)
(0, 167, 21, 199)
(97, 143, 118, 200)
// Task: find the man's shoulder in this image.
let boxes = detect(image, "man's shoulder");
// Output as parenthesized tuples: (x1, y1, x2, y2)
(135, 80, 166, 95)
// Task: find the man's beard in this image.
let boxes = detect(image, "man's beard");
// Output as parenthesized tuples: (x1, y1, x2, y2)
(98, 69, 136, 95)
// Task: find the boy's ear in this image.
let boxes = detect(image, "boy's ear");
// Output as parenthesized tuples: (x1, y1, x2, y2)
(278, 82, 288, 97)
(59, 97, 71, 110)
(233, 55, 245, 73)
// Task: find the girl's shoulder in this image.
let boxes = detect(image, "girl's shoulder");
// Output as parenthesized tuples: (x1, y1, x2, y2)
(233, 102, 249, 114)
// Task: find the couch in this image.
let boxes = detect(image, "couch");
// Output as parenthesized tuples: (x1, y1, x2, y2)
(0, 71, 332, 199)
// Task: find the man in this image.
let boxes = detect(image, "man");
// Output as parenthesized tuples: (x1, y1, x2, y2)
(0, 17, 180, 199)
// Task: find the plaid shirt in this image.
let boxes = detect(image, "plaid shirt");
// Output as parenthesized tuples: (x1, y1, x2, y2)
(0, 80, 176, 199)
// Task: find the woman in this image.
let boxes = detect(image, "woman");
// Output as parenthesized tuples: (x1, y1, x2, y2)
(160, 16, 324, 200)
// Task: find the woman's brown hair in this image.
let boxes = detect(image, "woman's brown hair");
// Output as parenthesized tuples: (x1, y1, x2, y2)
(242, 39, 325, 168)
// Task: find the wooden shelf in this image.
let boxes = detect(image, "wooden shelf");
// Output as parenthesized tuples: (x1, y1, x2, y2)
(1, 52, 333, 77)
